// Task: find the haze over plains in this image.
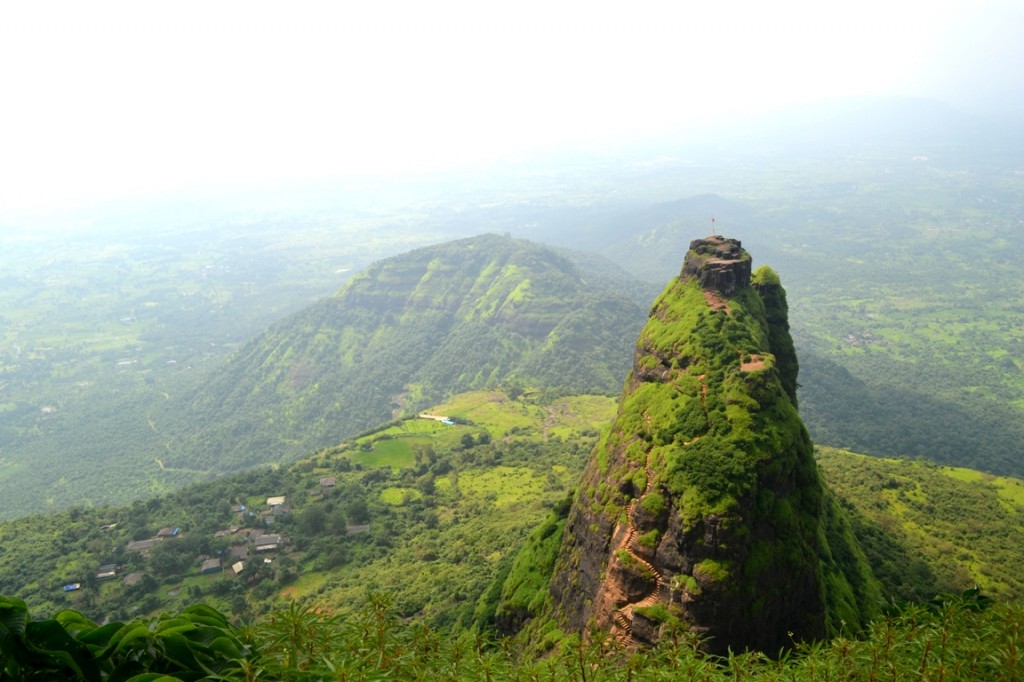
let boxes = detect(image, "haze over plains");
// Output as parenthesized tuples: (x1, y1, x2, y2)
(1, 0, 1021, 217)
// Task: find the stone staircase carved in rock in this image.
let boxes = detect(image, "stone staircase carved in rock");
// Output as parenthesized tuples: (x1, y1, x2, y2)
(612, 452, 666, 644)
(611, 371, 709, 644)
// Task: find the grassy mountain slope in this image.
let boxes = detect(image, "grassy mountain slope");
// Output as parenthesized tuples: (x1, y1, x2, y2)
(819, 447, 1024, 601)
(158, 235, 646, 472)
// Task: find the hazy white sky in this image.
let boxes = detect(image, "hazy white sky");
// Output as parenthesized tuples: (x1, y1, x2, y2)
(0, 0, 1019, 213)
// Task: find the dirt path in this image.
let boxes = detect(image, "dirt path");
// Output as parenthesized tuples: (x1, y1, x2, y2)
(703, 291, 729, 313)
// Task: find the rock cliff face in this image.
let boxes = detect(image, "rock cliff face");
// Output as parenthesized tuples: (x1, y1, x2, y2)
(680, 235, 751, 295)
(549, 236, 873, 654)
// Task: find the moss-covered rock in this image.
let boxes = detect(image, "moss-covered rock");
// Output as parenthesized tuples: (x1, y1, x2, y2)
(544, 236, 880, 655)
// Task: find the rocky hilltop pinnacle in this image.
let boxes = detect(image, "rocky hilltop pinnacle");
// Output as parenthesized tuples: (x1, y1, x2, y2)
(681, 235, 751, 295)
(546, 235, 878, 654)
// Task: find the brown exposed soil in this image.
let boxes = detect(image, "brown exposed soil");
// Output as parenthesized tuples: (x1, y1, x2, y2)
(703, 290, 729, 313)
(740, 354, 766, 372)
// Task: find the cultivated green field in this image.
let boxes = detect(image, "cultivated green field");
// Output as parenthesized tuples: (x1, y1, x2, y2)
(431, 390, 616, 439)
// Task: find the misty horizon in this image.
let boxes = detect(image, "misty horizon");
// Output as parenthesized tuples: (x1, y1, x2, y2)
(2, 0, 1023, 220)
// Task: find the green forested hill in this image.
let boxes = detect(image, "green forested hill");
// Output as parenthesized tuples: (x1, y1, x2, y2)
(157, 234, 647, 472)
(0, 235, 649, 517)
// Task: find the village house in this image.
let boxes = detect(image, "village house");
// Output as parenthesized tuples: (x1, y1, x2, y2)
(254, 534, 283, 552)
(95, 564, 118, 580)
(200, 558, 222, 575)
(227, 545, 249, 561)
(126, 539, 157, 553)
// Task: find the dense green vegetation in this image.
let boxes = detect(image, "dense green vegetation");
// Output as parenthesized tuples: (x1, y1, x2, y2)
(4, 590, 1022, 680)
(818, 447, 1024, 601)
(4, 387, 1020, 633)
(483, 506, 569, 637)
(0, 390, 613, 625)
(1, 387, 1023, 676)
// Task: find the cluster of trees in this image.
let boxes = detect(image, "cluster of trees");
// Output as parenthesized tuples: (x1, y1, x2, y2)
(0, 406, 596, 628)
